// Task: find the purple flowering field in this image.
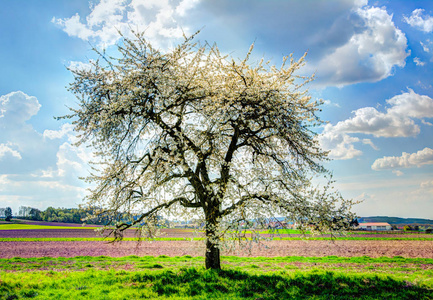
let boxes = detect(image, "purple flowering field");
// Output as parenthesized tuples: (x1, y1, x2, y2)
(1, 221, 433, 259)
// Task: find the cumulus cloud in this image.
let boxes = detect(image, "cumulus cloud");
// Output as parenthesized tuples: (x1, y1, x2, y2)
(320, 89, 433, 159)
(43, 123, 75, 140)
(0, 91, 57, 171)
(0, 91, 92, 213)
(52, 0, 200, 47)
(52, 0, 409, 87)
(202, 0, 408, 87)
(318, 125, 362, 160)
(55, 142, 93, 178)
(330, 106, 419, 138)
(386, 88, 433, 119)
(0, 91, 41, 125)
(314, 5, 409, 86)
(372, 147, 433, 170)
(404, 9, 433, 33)
(0, 143, 22, 160)
(175, 0, 200, 16)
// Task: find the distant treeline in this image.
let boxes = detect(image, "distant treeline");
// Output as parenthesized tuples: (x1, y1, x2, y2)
(359, 216, 433, 226)
(17, 206, 108, 224)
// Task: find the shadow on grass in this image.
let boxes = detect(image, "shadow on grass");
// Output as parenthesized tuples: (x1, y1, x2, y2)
(1, 268, 432, 299)
(133, 268, 432, 299)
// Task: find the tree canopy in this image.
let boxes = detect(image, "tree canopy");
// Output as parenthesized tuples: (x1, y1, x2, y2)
(65, 31, 356, 269)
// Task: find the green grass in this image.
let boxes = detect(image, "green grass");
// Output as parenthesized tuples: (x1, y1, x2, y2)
(2, 236, 432, 242)
(273, 236, 433, 241)
(1, 261, 432, 299)
(0, 237, 200, 242)
(2, 255, 431, 273)
(0, 224, 96, 230)
(243, 229, 307, 234)
(1, 255, 432, 299)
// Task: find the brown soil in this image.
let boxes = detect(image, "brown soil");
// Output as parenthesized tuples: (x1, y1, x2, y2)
(1, 239, 432, 259)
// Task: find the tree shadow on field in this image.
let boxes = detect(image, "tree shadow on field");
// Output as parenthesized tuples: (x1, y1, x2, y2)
(1, 267, 432, 299)
(134, 268, 433, 299)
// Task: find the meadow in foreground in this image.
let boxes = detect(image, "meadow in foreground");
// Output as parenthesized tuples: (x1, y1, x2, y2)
(1, 255, 432, 299)
(1, 222, 432, 298)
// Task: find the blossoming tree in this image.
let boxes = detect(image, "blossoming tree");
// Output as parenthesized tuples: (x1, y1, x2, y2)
(65, 31, 356, 269)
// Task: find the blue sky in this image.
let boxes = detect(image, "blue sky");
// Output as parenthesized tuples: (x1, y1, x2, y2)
(1, 0, 433, 219)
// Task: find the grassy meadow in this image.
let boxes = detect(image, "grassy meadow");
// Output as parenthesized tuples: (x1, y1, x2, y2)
(1, 255, 433, 299)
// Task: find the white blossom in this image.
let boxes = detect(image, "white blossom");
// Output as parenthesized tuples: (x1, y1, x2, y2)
(65, 31, 357, 269)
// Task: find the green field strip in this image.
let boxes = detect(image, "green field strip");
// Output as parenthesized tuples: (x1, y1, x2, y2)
(0, 224, 99, 230)
(1, 236, 433, 242)
(0, 237, 203, 242)
(2, 254, 432, 264)
(2, 225, 431, 236)
(274, 236, 433, 241)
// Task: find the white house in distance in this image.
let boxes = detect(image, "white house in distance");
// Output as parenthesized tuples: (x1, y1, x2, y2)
(357, 222, 392, 231)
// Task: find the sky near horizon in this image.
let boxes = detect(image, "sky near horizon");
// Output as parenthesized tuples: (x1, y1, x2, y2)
(1, 0, 433, 219)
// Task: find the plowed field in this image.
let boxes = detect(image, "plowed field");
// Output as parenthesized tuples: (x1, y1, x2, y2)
(1, 224, 432, 259)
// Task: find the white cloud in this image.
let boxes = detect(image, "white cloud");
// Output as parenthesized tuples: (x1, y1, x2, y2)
(52, 14, 96, 41)
(0, 92, 49, 164)
(422, 119, 433, 126)
(0, 91, 41, 125)
(372, 147, 433, 170)
(0, 91, 92, 213)
(392, 170, 404, 176)
(43, 123, 75, 140)
(404, 9, 433, 33)
(421, 180, 433, 188)
(0, 174, 8, 187)
(55, 142, 92, 178)
(52, 0, 201, 47)
(320, 89, 433, 160)
(420, 41, 431, 53)
(362, 139, 379, 150)
(0, 143, 21, 160)
(416, 80, 433, 90)
(176, 0, 200, 16)
(318, 125, 362, 160)
(314, 5, 409, 86)
(67, 60, 95, 72)
(413, 57, 425, 66)
(332, 106, 419, 138)
(52, 1, 409, 88)
(386, 89, 433, 119)
(354, 192, 374, 202)
(323, 99, 341, 107)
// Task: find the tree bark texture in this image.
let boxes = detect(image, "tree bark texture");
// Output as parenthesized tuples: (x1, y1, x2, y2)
(204, 207, 221, 269)
(205, 237, 221, 269)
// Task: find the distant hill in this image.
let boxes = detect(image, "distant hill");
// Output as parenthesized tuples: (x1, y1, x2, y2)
(359, 216, 433, 226)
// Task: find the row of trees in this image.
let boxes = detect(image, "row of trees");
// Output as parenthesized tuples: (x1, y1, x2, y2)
(16, 206, 108, 224)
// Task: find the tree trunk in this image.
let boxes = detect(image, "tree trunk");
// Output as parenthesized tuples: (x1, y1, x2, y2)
(204, 208, 221, 270)
(205, 235, 221, 269)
